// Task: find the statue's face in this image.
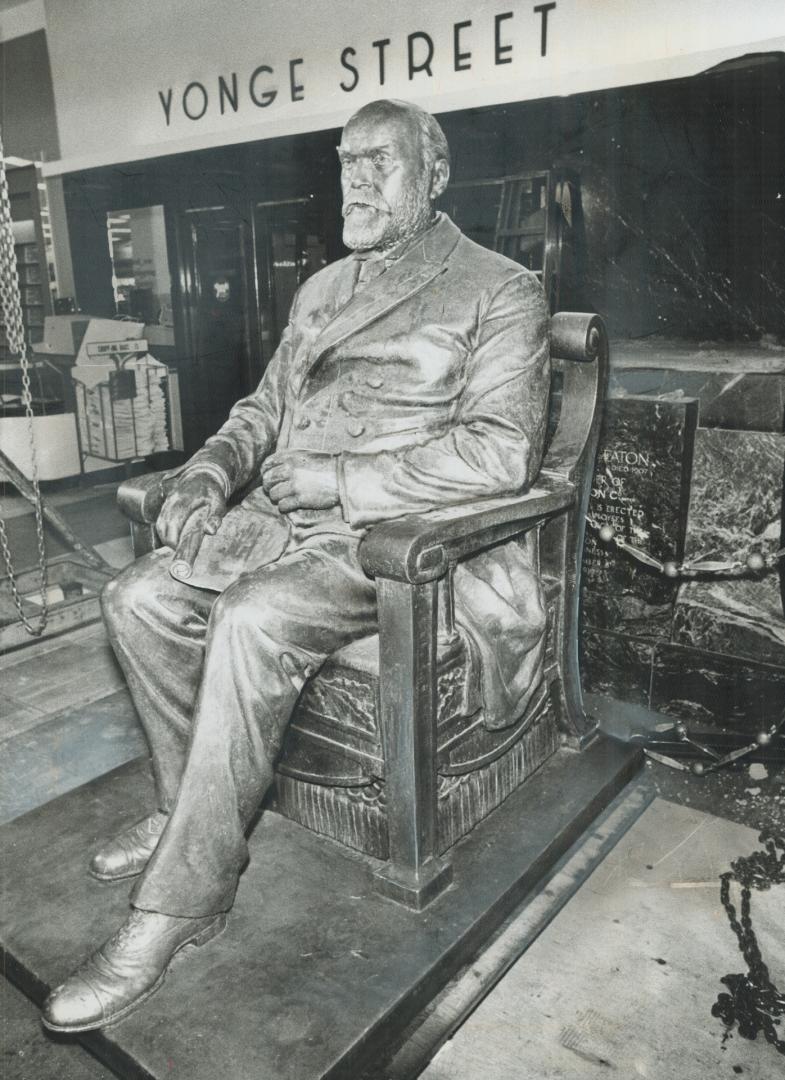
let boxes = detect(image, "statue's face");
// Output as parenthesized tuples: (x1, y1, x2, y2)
(338, 113, 434, 252)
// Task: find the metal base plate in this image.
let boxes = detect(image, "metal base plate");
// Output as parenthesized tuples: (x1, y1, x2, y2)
(0, 737, 640, 1080)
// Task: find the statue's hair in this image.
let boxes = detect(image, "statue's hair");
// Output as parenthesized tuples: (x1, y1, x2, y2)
(345, 99, 451, 171)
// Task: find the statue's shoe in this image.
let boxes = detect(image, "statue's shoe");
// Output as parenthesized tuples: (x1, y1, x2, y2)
(89, 812, 168, 881)
(41, 908, 226, 1033)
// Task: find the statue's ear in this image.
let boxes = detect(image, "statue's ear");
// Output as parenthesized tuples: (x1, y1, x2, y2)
(430, 158, 450, 201)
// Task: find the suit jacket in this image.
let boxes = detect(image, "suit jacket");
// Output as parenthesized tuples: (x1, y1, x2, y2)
(184, 213, 551, 730)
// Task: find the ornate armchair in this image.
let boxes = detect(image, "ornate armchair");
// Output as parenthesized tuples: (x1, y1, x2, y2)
(117, 312, 608, 910)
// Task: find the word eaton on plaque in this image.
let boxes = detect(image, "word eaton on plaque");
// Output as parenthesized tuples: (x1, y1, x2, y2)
(157, 4, 557, 125)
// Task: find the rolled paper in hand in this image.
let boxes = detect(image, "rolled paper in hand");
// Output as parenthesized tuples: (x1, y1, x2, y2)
(170, 526, 206, 582)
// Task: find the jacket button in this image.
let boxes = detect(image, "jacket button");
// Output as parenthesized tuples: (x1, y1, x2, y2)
(295, 416, 311, 430)
(348, 421, 365, 437)
(366, 375, 383, 389)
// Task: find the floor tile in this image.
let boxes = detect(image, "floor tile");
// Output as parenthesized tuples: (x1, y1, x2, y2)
(0, 976, 113, 1080)
(1, 635, 124, 718)
(0, 620, 107, 671)
(93, 535, 135, 569)
(2, 695, 49, 741)
(0, 689, 147, 825)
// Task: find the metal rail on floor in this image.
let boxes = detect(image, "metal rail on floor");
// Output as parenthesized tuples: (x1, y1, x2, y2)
(381, 782, 655, 1080)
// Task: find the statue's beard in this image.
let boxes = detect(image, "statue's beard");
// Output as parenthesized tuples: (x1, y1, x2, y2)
(342, 180, 433, 252)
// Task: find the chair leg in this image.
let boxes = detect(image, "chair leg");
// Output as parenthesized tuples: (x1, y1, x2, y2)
(373, 577, 453, 910)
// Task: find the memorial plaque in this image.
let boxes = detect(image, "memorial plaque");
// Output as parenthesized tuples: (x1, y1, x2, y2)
(581, 396, 699, 638)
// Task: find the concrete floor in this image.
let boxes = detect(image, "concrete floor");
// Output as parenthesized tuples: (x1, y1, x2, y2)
(422, 798, 784, 1080)
(1, 487, 784, 1078)
(1, 485, 140, 1077)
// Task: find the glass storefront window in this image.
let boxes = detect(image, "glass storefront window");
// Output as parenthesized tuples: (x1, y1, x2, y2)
(106, 206, 173, 327)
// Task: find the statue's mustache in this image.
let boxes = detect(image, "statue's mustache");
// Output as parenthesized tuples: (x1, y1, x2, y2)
(342, 199, 389, 218)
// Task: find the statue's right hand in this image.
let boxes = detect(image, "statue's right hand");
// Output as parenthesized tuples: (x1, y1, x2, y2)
(155, 471, 227, 549)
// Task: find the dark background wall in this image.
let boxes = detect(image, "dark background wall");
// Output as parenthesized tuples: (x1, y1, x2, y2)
(439, 54, 785, 341)
(63, 53, 785, 345)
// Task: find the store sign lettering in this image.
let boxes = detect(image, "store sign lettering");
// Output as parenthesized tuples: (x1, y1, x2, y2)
(157, 3, 556, 126)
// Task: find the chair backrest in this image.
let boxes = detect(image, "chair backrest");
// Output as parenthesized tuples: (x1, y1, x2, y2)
(543, 312, 609, 484)
(539, 311, 608, 747)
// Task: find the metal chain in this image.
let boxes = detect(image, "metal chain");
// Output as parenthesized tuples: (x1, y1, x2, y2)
(586, 514, 785, 581)
(712, 832, 785, 1055)
(0, 127, 49, 635)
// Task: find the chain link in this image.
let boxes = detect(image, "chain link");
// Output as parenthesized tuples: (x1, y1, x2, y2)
(586, 514, 785, 581)
(712, 832, 785, 1055)
(0, 127, 49, 635)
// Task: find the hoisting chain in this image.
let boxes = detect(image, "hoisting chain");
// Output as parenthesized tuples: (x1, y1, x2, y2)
(712, 832, 785, 1055)
(0, 127, 49, 635)
(586, 514, 785, 581)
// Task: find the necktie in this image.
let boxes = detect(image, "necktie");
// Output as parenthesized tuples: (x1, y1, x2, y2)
(354, 256, 387, 294)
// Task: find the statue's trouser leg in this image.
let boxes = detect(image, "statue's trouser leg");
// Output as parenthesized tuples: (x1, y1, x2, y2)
(126, 535, 377, 918)
(102, 548, 216, 811)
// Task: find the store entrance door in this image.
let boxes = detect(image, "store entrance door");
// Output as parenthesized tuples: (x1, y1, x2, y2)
(254, 199, 328, 367)
(179, 207, 257, 448)
(178, 199, 330, 451)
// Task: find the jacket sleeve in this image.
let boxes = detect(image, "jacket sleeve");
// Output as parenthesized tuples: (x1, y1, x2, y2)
(179, 295, 299, 496)
(338, 271, 550, 528)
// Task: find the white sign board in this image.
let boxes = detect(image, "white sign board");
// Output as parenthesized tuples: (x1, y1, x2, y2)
(41, 0, 785, 175)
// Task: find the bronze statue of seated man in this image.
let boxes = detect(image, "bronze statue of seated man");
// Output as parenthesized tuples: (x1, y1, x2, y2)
(43, 98, 550, 1033)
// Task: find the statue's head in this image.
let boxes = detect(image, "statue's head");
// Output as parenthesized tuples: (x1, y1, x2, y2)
(338, 99, 451, 252)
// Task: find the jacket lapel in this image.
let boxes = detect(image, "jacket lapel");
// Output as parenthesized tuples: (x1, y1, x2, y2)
(307, 214, 462, 372)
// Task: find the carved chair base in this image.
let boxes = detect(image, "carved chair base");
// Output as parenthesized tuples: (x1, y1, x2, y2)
(270, 700, 560, 861)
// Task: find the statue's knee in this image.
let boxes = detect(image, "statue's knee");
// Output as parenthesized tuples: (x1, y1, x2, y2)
(208, 580, 314, 691)
(101, 557, 159, 629)
(209, 573, 296, 643)
(101, 572, 132, 630)
(209, 582, 259, 636)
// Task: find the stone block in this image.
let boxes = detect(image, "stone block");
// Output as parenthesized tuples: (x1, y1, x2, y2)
(609, 368, 785, 433)
(673, 579, 785, 668)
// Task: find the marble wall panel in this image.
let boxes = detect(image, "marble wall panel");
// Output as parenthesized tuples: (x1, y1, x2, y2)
(673, 580, 785, 668)
(684, 428, 784, 565)
(671, 427, 785, 681)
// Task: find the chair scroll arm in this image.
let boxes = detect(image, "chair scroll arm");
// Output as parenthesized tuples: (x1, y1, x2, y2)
(543, 312, 609, 481)
(117, 470, 176, 558)
(359, 477, 575, 585)
(117, 470, 171, 525)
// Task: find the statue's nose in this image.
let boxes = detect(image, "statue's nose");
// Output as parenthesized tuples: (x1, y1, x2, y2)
(348, 158, 374, 187)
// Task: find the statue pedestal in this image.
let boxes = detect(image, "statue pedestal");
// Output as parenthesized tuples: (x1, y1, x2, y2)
(0, 739, 639, 1080)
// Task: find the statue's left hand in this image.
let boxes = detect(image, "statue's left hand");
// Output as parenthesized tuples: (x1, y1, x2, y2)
(261, 450, 340, 513)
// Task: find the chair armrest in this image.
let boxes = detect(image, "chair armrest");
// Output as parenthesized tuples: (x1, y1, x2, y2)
(117, 470, 171, 525)
(359, 475, 575, 584)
